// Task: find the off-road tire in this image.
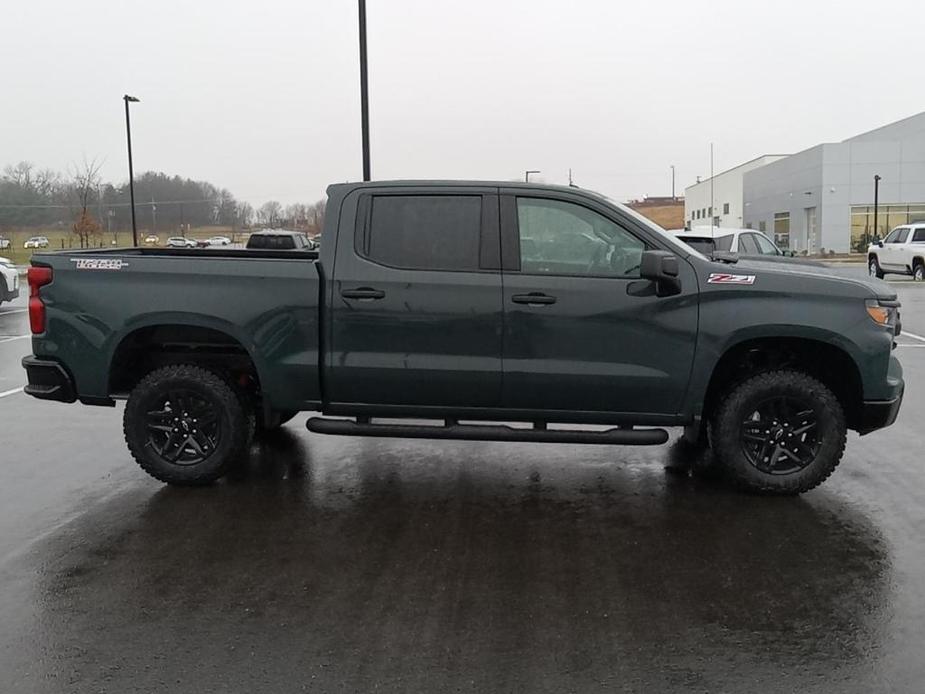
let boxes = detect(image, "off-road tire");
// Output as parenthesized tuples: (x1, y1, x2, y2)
(123, 364, 249, 485)
(869, 256, 885, 279)
(711, 370, 847, 495)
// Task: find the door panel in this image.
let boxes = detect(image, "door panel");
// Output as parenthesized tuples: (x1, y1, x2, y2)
(500, 192, 698, 415)
(327, 188, 504, 408)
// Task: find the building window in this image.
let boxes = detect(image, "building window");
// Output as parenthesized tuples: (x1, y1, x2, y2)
(702, 208, 707, 218)
(708, 206, 712, 216)
(723, 203, 730, 215)
(745, 222, 753, 229)
(773, 212, 791, 250)
(758, 221, 766, 233)
(850, 203, 925, 253)
(713, 216, 720, 227)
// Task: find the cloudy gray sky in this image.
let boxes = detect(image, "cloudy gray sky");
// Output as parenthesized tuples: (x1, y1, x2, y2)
(4, 0, 924, 206)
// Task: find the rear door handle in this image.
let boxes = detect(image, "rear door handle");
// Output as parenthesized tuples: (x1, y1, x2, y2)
(341, 287, 386, 301)
(511, 293, 557, 306)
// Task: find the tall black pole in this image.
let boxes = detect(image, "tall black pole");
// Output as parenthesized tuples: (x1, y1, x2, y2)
(358, 0, 370, 181)
(123, 95, 139, 246)
(873, 174, 881, 243)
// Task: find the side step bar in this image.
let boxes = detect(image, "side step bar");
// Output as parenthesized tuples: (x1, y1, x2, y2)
(306, 417, 669, 445)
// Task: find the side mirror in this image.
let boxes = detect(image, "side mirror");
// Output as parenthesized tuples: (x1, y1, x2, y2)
(640, 250, 682, 297)
(877, 240, 884, 248)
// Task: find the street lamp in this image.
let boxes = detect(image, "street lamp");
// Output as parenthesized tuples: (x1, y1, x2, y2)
(123, 94, 140, 246)
(670, 165, 676, 199)
(525, 170, 540, 182)
(872, 174, 881, 245)
(358, 0, 370, 181)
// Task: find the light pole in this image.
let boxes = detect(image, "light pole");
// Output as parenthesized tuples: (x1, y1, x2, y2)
(151, 201, 157, 237)
(358, 0, 370, 181)
(107, 209, 115, 243)
(123, 95, 140, 246)
(525, 170, 540, 182)
(872, 174, 881, 244)
(670, 165, 676, 199)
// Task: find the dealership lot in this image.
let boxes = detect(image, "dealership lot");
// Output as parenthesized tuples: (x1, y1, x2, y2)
(2, 274, 925, 692)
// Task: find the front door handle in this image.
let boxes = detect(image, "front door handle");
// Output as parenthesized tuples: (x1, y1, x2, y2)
(511, 292, 557, 306)
(341, 287, 386, 301)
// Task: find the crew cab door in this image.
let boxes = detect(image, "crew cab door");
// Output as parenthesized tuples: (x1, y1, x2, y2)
(327, 186, 503, 409)
(499, 190, 698, 416)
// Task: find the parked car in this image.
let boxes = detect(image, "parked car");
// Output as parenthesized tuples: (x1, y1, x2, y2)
(0, 237, 10, 250)
(166, 237, 197, 248)
(24, 236, 49, 249)
(867, 224, 925, 280)
(144, 235, 160, 245)
(0, 256, 19, 307)
(22, 180, 903, 495)
(245, 230, 314, 251)
(672, 228, 796, 258)
(207, 236, 232, 246)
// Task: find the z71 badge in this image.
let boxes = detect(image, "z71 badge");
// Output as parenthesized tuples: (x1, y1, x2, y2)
(70, 258, 129, 271)
(707, 272, 756, 285)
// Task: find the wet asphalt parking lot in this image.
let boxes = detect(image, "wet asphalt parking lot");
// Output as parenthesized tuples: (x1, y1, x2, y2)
(1, 268, 925, 693)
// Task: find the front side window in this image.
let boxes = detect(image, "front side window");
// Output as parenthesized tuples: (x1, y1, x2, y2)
(753, 233, 780, 255)
(714, 234, 734, 252)
(738, 234, 759, 254)
(366, 195, 482, 271)
(883, 227, 903, 243)
(516, 197, 645, 278)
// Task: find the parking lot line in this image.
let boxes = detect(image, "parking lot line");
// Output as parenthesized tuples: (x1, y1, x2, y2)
(0, 335, 29, 344)
(0, 387, 23, 399)
(0, 309, 28, 315)
(900, 330, 925, 343)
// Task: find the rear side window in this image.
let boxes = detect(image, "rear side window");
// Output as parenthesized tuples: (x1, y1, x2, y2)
(714, 234, 734, 251)
(365, 195, 481, 271)
(913, 228, 925, 243)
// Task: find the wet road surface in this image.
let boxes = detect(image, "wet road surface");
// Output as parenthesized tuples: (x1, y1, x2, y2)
(2, 278, 925, 692)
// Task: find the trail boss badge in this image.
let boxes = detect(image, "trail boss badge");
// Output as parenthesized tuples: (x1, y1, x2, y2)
(70, 258, 129, 270)
(707, 272, 756, 285)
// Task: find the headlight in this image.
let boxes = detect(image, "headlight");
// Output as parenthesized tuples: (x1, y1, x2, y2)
(865, 299, 899, 331)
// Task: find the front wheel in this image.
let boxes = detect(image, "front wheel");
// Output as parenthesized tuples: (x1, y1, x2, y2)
(123, 364, 249, 485)
(869, 256, 885, 279)
(914, 262, 924, 282)
(711, 370, 846, 495)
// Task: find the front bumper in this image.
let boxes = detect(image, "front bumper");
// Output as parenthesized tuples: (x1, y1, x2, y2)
(22, 355, 77, 403)
(859, 386, 904, 435)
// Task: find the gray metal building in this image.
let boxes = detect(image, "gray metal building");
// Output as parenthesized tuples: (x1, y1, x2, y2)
(742, 112, 925, 254)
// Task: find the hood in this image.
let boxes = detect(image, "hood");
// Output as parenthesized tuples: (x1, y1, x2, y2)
(713, 256, 897, 301)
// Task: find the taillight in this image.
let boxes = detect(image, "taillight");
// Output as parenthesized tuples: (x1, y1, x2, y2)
(28, 265, 53, 334)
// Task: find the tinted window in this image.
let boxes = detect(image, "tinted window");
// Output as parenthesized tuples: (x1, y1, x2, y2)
(912, 228, 925, 243)
(366, 195, 481, 271)
(738, 234, 760, 254)
(247, 234, 297, 250)
(884, 227, 904, 243)
(895, 228, 911, 243)
(714, 234, 734, 251)
(682, 238, 715, 254)
(517, 197, 645, 277)
(753, 233, 779, 255)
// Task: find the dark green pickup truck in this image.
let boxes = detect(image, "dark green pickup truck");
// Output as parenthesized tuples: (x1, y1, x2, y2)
(22, 181, 904, 494)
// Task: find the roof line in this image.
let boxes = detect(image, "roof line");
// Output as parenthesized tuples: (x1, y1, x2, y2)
(688, 154, 790, 186)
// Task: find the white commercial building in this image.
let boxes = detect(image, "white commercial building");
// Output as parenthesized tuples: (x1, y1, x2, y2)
(683, 111, 925, 253)
(684, 155, 787, 230)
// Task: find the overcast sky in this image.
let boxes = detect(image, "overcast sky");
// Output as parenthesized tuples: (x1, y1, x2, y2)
(3, 0, 925, 206)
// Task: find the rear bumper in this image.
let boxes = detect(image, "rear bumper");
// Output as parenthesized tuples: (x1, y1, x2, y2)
(22, 355, 77, 403)
(859, 387, 903, 435)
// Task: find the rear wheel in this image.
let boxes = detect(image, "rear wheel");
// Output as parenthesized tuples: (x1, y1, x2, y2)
(123, 364, 249, 485)
(711, 370, 846, 495)
(869, 256, 884, 279)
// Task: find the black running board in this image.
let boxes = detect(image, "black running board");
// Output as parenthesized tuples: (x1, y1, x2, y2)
(306, 417, 669, 445)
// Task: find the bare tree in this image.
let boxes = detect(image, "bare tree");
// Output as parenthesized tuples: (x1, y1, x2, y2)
(258, 200, 283, 227)
(306, 198, 326, 236)
(70, 158, 103, 248)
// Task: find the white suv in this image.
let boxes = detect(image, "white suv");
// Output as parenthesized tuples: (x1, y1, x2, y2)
(0, 257, 20, 307)
(867, 224, 925, 280)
